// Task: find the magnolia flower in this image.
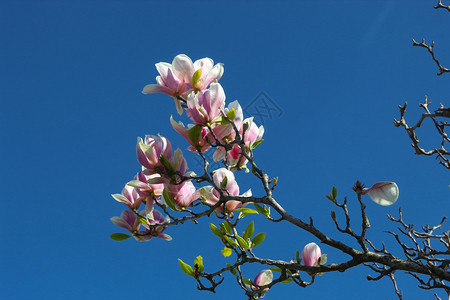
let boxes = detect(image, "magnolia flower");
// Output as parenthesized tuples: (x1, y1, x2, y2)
(253, 269, 273, 290)
(126, 172, 164, 199)
(142, 55, 224, 114)
(214, 117, 264, 169)
(164, 180, 200, 209)
(170, 54, 224, 91)
(362, 182, 399, 206)
(110, 210, 141, 233)
(136, 135, 172, 172)
(111, 184, 143, 211)
(136, 203, 172, 241)
(186, 83, 226, 125)
(301, 242, 322, 267)
(200, 168, 251, 214)
(170, 116, 211, 153)
(142, 57, 190, 114)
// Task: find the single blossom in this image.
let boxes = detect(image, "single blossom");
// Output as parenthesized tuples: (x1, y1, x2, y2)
(189, 57, 224, 91)
(135, 202, 172, 241)
(169, 54, 224, 91)
(362, 182, 399, 206)
(111, 184, 143, 210)
(136, 135, 172, 172)
(200, 168, 251, 214)
(126, 172, 164, 199)
(110, 210, 140, 233)
(142, 55, 190, 114)
(170, 116, 211, 153)
(214, 117, 264, 169)
(301, 242, 322, 267)
(253, 269, 273, 291)
(186, 83, 226, 125)
(164, 180, 200, 208)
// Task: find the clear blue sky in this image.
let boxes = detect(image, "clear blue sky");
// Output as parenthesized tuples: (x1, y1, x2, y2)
(1, 1, 448, 299)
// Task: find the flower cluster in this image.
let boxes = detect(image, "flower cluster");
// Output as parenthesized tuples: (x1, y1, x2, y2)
(111, 54, 264, 241)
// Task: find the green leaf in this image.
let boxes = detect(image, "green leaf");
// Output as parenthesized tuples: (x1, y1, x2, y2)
(238, 212, 248, 219)
(253, 203, 266, 215)
(296, 250, 300, 263)
(209, 223, 224, 238)
(281, 278, 293, 284)
(263, 205, 271, 217)
(227, 263, 237, 275)
(188, 125, 202, 144)
(269, 267, 282, 273)
(223, 236, 238, 248)
(136, 215, 150, 225)
(163, 188, 178, 211)
(194, 256, 204, 273)
(220, 176, 228, 190)
(251, 139, 263, 149)
(221, 247, 232, 257)
(234, 208, 258, 214)
(178, 259, 194, 277)
(192, 69, 202, 87)
(226, 108, 236, 121)
(236, 208, 258, 219)
(242, 278, 252, 286)
(160, 154, 174, 174)
(110, 233, 131, 241)
(243, 221, 255, 241)
(251, 232, 266, 248)
(223, 222, 232, 234)
(213, 116, 228, 125)
(332, 186, 337, 199)
(236, 234, 249, 249)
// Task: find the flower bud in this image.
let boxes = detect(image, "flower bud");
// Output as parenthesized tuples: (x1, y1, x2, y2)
(301, 242, 321, 267)
(253, 269, 273, 289)
(362, 182, 399, 206)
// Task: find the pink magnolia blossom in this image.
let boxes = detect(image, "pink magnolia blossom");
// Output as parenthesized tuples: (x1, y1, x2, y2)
(186, 83, 226, 125)
(301, 242, 322, 267)
(110, 210, 140, 233)
(170, 148, 188, 175)
(362, 182, 399, 206)
(135, 202, 172, 241)
(164, 180, 200, 209)
(253, 269, 273, 291)
(214, 117, 264, 169)
(111, 184, 143, 211)
(200, 168, 252, 214)
(142, 56, 190, 115)
(169, 54, 224, 91)
(136, 135, 172, 172)
(142, 55, 224, 115)
(126, 172, 164, 199)
(189, 57, 224, 91)
(170, 116, 211, 153)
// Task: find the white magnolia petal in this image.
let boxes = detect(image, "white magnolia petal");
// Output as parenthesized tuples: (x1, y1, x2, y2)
(367, 182, 399, 206)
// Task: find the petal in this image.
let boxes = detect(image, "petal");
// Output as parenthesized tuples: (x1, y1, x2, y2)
(204, 63, 224, 87)
(171, 54, 194, 83)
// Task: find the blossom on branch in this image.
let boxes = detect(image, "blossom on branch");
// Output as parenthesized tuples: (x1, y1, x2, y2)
(186, 83, 226, 125)
(200, 168, 252, 215)
(142, 54, 224, 114)
(252, 269, 273, 291)
(362, 182, 399, 206)
(136, 135, 173, 172)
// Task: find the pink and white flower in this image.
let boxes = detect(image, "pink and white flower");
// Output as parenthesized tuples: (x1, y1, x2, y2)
(362, 182, 399, 206)
(186, 83, 226, 125)
(252, 269, 273, 291)
(136, 135, 172, 172)
(200, 168, 252, 214)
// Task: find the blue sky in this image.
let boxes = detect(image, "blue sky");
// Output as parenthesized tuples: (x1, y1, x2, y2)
(1, 0, 449, 299)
